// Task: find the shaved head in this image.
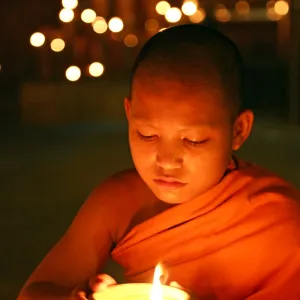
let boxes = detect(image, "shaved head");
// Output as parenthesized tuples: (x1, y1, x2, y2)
(130, 24, 244, 119)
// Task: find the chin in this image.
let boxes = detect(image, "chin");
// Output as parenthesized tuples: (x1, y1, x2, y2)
(152, 188, 191, 204)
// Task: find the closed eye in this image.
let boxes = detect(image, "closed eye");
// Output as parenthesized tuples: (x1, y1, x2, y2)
(184, 138, 208, 146)
(137, 131, 157, 141)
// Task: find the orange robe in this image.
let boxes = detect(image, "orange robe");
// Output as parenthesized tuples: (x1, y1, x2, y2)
(110, 159, 300, 299)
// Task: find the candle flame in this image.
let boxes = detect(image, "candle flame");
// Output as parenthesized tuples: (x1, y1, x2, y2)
(150, 263, 164, 300)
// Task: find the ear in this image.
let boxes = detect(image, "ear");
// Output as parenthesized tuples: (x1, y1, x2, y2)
(232, 110, 254, 151)
(124, 97, 131, 121)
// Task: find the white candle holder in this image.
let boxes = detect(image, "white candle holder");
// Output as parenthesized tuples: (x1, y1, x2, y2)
(91, 283, 191, 300)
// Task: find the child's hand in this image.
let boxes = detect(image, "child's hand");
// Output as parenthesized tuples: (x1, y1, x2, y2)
(73, 274, 117, 299)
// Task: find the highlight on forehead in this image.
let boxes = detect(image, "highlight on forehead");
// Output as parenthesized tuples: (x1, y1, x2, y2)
(129, 24, 244, 118)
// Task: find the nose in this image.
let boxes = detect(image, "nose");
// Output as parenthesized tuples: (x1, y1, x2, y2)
(156, 145, 183, 170)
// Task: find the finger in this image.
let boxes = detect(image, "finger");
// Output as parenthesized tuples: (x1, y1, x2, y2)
(72, 289, 88, 300)
(89, 274, 117, 292)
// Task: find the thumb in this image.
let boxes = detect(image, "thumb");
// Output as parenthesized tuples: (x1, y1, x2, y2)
(89, 274, 117, 293)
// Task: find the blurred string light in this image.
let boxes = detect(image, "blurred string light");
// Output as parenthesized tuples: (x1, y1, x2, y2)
(50, 38, 65, 52)
(235, 1, 250, 15)
(266, 0, 281, 20)
(165, 7, 182, 23)
(66, 66, 81, 81)
(156, 1, 171, 15)
(30, 32, 45, 47)
(124, 34, 138, 47)
(81, 9, 97, 23)
(59, 8, 74, 22)
(214, 4, 231, 22)
(89, 62, 104, 77)
(274, 0, 289, 15)
(145, 18, 159, 32)
(181, 1, 198, 16)
(62, 0, 78, 10)
(92, 17, 108, 34)
(189, 8, 206, 23)
(108, 17, 124, 32)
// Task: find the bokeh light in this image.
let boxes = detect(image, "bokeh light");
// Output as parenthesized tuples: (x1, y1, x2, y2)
(66, 66, 81, 81)
(59, 8, 74, 23)
(89, 62, 104, 77)
(145, 19, 159, 32)
(50, 38, 65, 52)
(124, 34, 138, 47)
(62, 0, 78, 10)
(214, 5, 231, 22)
(108, 17, 124, 33)
(30, 32, 46, 47)
(266, 0, 281, 20)
(274, 0, 289, 16)
(266, 0, 276, 9)
(93, 17, 108, 34)
(235, 1, 250, 15)
(181, 1, 198, 16)
(81, 9, 97, 23)
(189, 8, 206, 23)
(156, 1, 171, 15)
(165, 7, 182, 23)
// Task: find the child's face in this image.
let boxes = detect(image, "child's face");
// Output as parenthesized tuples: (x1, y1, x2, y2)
(125, 77, 252, 204)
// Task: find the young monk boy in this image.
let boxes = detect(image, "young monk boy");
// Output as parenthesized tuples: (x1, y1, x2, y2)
(18, 24, 300, 300)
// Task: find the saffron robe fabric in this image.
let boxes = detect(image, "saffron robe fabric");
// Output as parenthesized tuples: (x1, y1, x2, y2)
(107, 159, 300, 299)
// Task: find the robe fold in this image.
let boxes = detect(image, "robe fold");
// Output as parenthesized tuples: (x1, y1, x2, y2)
(110, 159, 300, 299)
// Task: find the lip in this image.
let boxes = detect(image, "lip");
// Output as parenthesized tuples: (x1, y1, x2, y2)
(153, 178, 187, 190)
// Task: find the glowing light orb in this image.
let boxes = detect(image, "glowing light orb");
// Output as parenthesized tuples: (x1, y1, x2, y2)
(66, 66, 81, 81)
(89, 62, 104, 77)
(30, 32, 45, 47)
(274, 0, 289, 16)
(235, 1, 250, 15)
(181, 1, 198, 16)
(62, 0, 78, 10)
(124, 34, 138, 47)
(81, 9, 97, 23)
(156, 1, 171, 15)
(50, 38, 65, 52)
(59, 8, 74, 23)
(189, 8, 206, 23)
(165, 7, 182, 23)
(93, 17, 108, 34)
(145, 19, 159, 31)
(108, 17, 124, 32)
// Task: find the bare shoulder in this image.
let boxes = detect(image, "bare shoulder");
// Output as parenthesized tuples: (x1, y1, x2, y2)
(90, 168, 144, 198)
(83, 168, 148, 213)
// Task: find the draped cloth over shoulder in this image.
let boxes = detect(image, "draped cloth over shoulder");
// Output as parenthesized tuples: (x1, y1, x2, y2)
(111, 159, 300, 300)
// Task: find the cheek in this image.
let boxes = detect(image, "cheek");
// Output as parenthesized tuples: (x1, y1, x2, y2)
(129, 136, 156, 164)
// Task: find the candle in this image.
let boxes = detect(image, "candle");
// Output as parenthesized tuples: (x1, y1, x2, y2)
(91, 283, 190, 300)
(92, 263, 190, 300)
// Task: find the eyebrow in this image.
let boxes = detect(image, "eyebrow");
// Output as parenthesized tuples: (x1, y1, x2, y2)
(132, 117, 216, 129)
